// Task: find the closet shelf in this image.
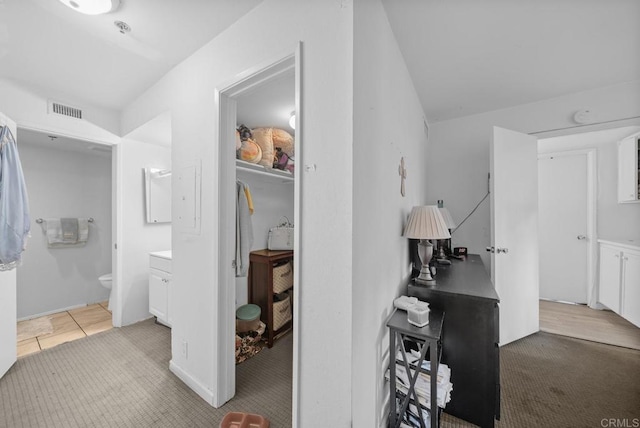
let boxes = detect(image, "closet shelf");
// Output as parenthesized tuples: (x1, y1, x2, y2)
(236, 159, 294, 183)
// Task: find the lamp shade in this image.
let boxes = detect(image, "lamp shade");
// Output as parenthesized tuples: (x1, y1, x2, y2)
(438, 207, 457, 230)
(403, 206, 451, 240)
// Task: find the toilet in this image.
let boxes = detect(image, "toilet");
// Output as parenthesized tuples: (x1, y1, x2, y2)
(99, 273, 113, 310)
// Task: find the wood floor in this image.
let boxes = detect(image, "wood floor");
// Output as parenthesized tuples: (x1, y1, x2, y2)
(539, 299, 640, 350)
(17, 302, 113, 358)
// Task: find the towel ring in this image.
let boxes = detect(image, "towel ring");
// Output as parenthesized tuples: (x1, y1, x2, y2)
(35, 218, 94, 223)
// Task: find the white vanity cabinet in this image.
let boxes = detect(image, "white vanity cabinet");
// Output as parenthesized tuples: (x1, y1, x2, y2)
(149, 251, 172, 327)
(617, 133, 640, 203)
(598, 240, 640, 327)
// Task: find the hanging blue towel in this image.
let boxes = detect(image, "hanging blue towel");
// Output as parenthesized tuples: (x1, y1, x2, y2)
(0, 124, 31, 271)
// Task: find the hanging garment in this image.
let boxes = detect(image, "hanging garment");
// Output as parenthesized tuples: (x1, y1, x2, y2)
(236, 180, 254, 277)
(0, 125, 31, 271)
(244, 185, 254, 215)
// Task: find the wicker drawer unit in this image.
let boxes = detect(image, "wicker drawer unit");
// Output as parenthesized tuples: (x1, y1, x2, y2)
(248, 249, 294, 348)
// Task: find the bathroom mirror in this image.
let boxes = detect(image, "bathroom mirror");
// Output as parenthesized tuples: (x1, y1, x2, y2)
(144, 167, 172, 223)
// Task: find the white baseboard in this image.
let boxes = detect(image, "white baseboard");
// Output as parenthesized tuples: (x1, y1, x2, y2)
(169, 360, 216, 406)
(18, 303, 88, 321)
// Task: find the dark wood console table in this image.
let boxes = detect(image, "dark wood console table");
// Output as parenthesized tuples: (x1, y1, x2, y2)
(408, 254, 500, 428)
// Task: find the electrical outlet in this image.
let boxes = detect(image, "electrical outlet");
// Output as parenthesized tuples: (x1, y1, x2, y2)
(182, 340, 188, 359)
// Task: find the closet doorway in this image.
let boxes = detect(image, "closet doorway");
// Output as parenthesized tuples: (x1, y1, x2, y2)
(217, 44, 301, 416)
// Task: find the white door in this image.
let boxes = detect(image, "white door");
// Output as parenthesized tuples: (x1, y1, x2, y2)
(0, 112, 18, 378)
(490, 126, 540, 346)
(538, 153, 588, 303)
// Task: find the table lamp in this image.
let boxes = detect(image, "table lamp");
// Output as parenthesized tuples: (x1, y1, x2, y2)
(403, 206, 451, 285)
(436, 206, 457, 262)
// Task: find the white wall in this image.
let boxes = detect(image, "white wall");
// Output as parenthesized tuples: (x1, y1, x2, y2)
(121, 0, 354, 424)
(234, 172, 294, 308)
(0, 78, 174, 328)
(17, 139, 112, 318)
(539, 126, 640, 240)
(0, 79, 120, 143)
(116, 139, 171, 326)
(352, 1, 429, 426)
(426, 81, 640, 270)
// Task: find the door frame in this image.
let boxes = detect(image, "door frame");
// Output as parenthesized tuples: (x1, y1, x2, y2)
(215, 43, 302, 418)
(537, 148, 597, 307)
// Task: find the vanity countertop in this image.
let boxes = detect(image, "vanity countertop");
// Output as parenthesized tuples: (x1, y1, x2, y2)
(149, 250, 172, 260)
(597, 238, 640, 251)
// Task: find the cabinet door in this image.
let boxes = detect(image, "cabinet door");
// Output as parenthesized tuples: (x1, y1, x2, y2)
(599, 246, 622, 313)
(149, 269, 169, 323)
(621, 250, 640, 327)
(618, 136, 639, 203)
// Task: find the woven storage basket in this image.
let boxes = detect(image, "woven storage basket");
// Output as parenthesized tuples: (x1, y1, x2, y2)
(272, 261, 293, 293)
(273, 293, 292, 331)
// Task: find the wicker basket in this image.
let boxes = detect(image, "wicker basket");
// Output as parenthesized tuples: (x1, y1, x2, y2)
(272, 261, 293, 293)
(273, 293, 292, 331)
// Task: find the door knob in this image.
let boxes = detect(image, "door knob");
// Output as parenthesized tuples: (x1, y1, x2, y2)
(577, 235, 586, 240)
(486, 247, 508, 254)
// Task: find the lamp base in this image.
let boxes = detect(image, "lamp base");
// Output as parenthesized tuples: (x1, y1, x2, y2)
(414, 265, 436, 285)
(415, 276, 436, 286)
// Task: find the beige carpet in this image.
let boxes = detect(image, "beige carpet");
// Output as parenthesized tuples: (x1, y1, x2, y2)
(17, 317, 53, 342)
(1, 318, 292, 428)
(442, 331, 640, 427)
(3, 319, 639, 428)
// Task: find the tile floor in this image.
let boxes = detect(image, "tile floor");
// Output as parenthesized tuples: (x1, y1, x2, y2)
(17, 302, 112, 358)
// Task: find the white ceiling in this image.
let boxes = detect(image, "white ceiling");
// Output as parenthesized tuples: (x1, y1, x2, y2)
(1, 0, 638, 128)
(18, 127, 113, 157)
(381, 0, 640, 122)
(0, 0, 263, 110)
(236, 68, 296, 133)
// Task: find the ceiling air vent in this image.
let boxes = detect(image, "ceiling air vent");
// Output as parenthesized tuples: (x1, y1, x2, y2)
(48, 100, 83, 120)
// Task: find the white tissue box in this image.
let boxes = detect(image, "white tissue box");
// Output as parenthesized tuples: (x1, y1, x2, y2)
(394, 295, 418, 311)
(407, 302, 430, 327)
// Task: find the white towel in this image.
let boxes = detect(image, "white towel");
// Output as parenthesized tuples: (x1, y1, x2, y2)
(386, 365, 453, 408)
(45, 218, 89, 247)
(45, 219, 64, 245)
(396, 350, 452, 384)
(60, 218, 79, 242)
(77, 218, 89, 244)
